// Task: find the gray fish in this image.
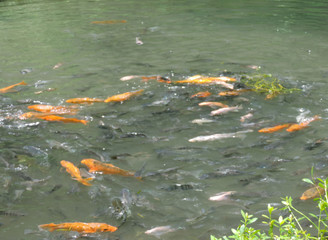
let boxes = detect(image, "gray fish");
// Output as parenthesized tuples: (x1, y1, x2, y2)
(210, 105, 242, 116)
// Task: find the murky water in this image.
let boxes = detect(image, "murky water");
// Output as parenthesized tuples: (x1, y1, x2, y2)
(1, 0, 328, 239)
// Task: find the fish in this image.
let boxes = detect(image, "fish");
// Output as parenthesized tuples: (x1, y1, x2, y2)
(189, 129, 253, 142)
(66, 97, 104, 104)
(38, 222, 117, 233)
(209, 191, 236, 201)
(198, 101, 229, 108)
(136, 37, 143, 45)
(0, 81, 27, 93)
(300, 185, 325, 200)
(191, 118, 216, 125)
(258, 123, 293, 133)
(60, 160, 93, 186)
(81, 158, 141, 179)
(210, 105, 242, 116)
(27, 105, 78, 115)
(219, 89, 252, 96)
(174, 75, 235, 87)
(145, 225, 176, 237)
(34, 88, 56, 94)
(120, 75, 141, 81)
(36, 115, 88, 125)
(91, 20, 127, 24)
(190, 91, 212, 98)
(104, 89, 144, 103)
(286, 115, 321, 132)
(19, 112, 55, 120)
(52, 63, 63, 69)
(240, 113, 253, 122)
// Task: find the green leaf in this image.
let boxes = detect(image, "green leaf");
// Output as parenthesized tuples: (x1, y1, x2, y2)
(302, 178, 314, 185)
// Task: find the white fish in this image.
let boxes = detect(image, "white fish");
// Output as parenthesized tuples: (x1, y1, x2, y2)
(210, 105, 242, 116)
(188, 129, 253, 142)
(120, 75, 141, 81)
(136, 37, 143, 45)
(215, 81, 234, 89)
(145, 225, 175, 238)
(240, 113, 253, 122)
(209, 191, 236, 201)
(191, 118, 215, 125)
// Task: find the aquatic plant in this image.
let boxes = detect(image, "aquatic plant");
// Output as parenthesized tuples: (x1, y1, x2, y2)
(211, 171, 328, 240)
(240, 73, 300, 99)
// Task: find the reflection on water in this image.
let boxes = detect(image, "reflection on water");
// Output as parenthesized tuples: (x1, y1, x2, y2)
(0, 0, 328, 239)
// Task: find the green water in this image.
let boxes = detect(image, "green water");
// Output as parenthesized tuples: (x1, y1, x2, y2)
(0, 0, 328, 239)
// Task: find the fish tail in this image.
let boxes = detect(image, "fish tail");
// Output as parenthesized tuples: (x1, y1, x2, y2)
(20, 81, 27, 86)
(81, 120, 88, 125)
(80, 177, 93, 186)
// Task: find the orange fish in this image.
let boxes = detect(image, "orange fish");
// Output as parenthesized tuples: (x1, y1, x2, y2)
(300, 185, 325, 200)
(198, 101, 229, 108)
(258, 123, 293, 133)
(81, 158, 141, 179)
(104, 89, 144, 103)
(27, 105, 78, 115)
(66, 97, 104, 104)
(191, 91, 212, 98)
(0, 81, 27, 93)
(60, 160, 93, 186)
(39, 222, 117, 233)
(175, 77, 235, 86)
(219, 89, 252, 96)
(36, 115, 88, 125)
(19, 112, 55, 120)
(286, 115, 321, 132)
(91, 20, 127, 24)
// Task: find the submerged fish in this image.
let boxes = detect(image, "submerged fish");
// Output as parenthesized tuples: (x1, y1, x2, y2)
(198, 101, 229, 108)
(0, 81, 27, 93)
(39, 222, 117, 233)
(191, 118, 216, 125)
(258, 123, 292, 133)
(190, 91, 212, 98)
(104, 89, 144, 103)
(209, 191, 236, 201)
(81, 158, 141, 179)
(286, 115, 320, 132)
(52, 63, 63, 69)
(145, 225, 176, 237)
(19, 112, 55, 120)
(300, 185, 325, 200)
(175, 75, 236, 85)
(210, 105, 242, 116)
(27, 105, 78, 115)
(240, 113, 253, 122)
(60, 160, 93, 186)
(189, 129, 253, 142)
(91, 20, 127, 24)
(36, 115, 88, 125)
(66, 97, 104, 104)
(219, 89, 252, 96)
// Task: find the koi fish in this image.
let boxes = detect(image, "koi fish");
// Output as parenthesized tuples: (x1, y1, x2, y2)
(300, 185, 325, 200)
(27, 105, 78, 115)
(66, 97, 104, 104)
(0, 81, 27, 93)
(191, 118, 216, 125)
(219, 89, 252, 96)
(60, 160, 93, 186)
(34, 88, 56, 94)
(209, 191, 236, 201)
(174, 75, 236, 86)
(91, 20, 127, 24)
(286, 115, 320, 132)
(39, 222, 117, 233)
(240, 113, 253, 122)
(52, 63, 63, 69)
(210, 105, 242, 116)
(19, 111, 57, 120)
(104, 89, 144, 103)
(81, 158, 141, 179)
(258, 123, 292, 133)
(198, 101, 229, 108)
(145, 225, 176, 237)
(191, 91, 212, 98)
(36, 115, 88, 125)
(189, 129, 253, 142)
(120, 75, 141, 81)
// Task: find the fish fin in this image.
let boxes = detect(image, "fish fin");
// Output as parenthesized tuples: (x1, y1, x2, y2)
(134, 162, 146, 180)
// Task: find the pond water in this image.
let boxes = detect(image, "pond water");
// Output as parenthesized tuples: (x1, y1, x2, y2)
(1, 0, 328, 239)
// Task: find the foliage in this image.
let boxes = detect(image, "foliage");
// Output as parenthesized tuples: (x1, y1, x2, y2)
(211, 172, 328, 240)
(240, 73, 300, 99)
